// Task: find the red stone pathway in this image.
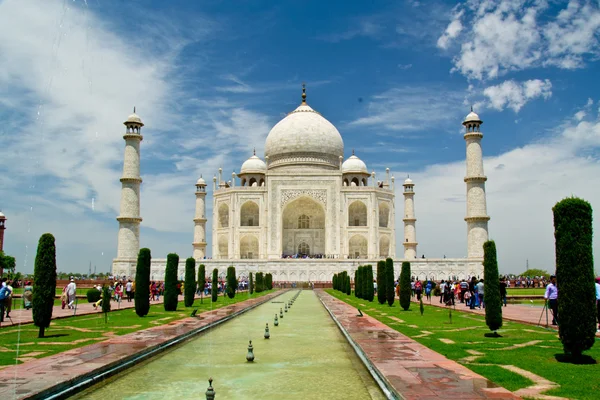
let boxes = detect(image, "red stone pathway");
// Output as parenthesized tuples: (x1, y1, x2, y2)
(0, 291, 284, 399)
(316, 290, 521, 400)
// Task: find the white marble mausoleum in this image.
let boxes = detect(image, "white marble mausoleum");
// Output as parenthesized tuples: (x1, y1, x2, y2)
(112, 87, 490, 282)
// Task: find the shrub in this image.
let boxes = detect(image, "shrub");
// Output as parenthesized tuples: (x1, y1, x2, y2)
(102, 285, 111, 323)
(32, 233, 57, 338)
(135, 248, 151, 317)
(400, 261, 411, 310)
(86, 288, 101, 303)
(332, 273, 337, 291)
(255, 272, 264, 293)
(265, 273, 273, 290)
(198, 264, 206, 303)
(353, 270, 358, 297)
(365, 265, 374, 302)
(184, 257, 196, 307)
(354, 268, 361, 299)
(346, 274, 351, 295)
(163, 253, 179, 311)
(361, 266, 369, 301)
(226, 266, 237, 299)
(249, 272, 254, 294)
(483, 241, 502, 333)
(385, 258, 395, 306)
(211, 269, 218, 302)
(377, 260, 386, 304)
(553, 197, 596, 356)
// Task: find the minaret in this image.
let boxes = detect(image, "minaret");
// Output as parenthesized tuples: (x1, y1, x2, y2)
(193, 176, 208, 260)
(0, 211, 6, 276)
(402, 177, 417, 259)
(116, 109, 143, 261)
(463, 109, 490, 259)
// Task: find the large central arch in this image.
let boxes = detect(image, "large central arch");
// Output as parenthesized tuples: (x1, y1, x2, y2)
(281, 196, 325, 257)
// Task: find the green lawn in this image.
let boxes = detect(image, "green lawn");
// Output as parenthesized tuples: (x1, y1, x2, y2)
(506, 288, 545, 296)
(327, 290, 600, 400)
(12, 287, 90, 296)
(0, 290, 275, 366)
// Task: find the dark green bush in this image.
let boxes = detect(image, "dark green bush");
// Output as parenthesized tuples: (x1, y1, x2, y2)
(345, 274, 351, 295)
(249, 272, 254, 294)
(355, 268, 362, 299)
(553, 197, 596, 356)
(377, 260, 386, 304)
(198, 264, 206, 302)
(163, 253, 179, 311)
(265, 273, 273, 290)
(226, 266, 237, 299)
(134, 248, 151, 317)
(353, 270, 358, 297)
(385, 258, 395, 306)
(483, 241, 502, 332)
(365, 265, 374, 301)
(211, 269, 218, 302)
(255, 272, 264, 293)
(32, 233, 57, 338)
(184, 257, 196, 307)
(87, 288, 101, 303)
(400, 261, 411, 310)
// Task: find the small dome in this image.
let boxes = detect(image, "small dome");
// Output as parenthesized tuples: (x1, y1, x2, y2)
(124, 112, 143, 126)
(0, 211, 5, 218)
(342, 155, 368, 174)
(463, 111, 481, 124)
(240, 155, 267, 174)
(196, 176, 206, 186)
(404, 177, 413, 185)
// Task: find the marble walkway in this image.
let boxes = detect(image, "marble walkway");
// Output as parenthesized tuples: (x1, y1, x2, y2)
(316, 290, 521, 400)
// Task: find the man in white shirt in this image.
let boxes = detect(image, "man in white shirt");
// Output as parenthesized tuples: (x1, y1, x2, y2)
(544, 275, 558, 325)
(67, 278, 77, 309)
(595, 277, 600, 332)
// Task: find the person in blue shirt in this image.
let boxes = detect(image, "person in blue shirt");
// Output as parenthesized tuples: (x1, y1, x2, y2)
(544, 275, 558, 325)
(595, 277, 600, 332)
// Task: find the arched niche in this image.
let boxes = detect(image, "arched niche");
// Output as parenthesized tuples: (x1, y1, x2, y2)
(240, 201, 259, 226)
(349, 234, 368, 258)
(379, 235, 390, 257)
(348, 200, 367, 226)
(218, 203, 229, 228)
(240, 235, 259, 259)
(282, 196, 325, 257)
(379, 202, 390, 228)
(218, 235, 228, 259)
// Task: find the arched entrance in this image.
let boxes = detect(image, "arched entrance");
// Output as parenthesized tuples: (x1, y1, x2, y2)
(282, 197, 325, 257)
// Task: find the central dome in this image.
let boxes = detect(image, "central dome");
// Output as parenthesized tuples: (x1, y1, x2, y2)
(264, 95, 344, 169)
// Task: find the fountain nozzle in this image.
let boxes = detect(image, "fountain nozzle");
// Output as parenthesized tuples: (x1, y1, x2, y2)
(205, 377, 215, 400)
(274, 314, 279, 326)
(264, 323, 270, 339)
(246, 340, 255, 362)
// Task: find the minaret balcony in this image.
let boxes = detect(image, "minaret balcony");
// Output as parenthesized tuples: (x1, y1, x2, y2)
(464, 216, 490, 222)
(464, 132, 483, 140)
(464, 176, 487, 183)
(192, 241, 207, 247)
(193, 217, 207, 223)
(403, 242, 418, 246)
(402, 218, 416, 222)
(123, 133, 143, 141)
(117, 216, 142, 223)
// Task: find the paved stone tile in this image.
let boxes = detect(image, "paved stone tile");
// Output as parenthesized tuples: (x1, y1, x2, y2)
(0, 291, 283, 399)
(316, 291, 521, 400)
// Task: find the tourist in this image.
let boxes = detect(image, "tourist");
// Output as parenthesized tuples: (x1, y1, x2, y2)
(594, 277, 600, 332)
(410, 279, 415, 297)
(114, 283, 122, 302)
(23, 281, 33, 310)
(425, 280, 432, 301)
(459, 280, 468, 303)
(439, 280, 446, 304)
(126, 279, 133, 302)
(544, 275, 558, 325)
(67, 278, 77, 309)
(415, 279, 422, 301)
(0, 281, 12, 320)
(469, 277, 477, 309)
(500, 277, 507, 307)
(476, 279, 484, 309)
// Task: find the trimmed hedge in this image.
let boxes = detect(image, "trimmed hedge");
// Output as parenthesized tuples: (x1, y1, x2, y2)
(385, 258, 395, 306)
(553, 197, 596, 356)
(198, 264, 206, 302)
(211, 269, 218, 302)
(249, 272, 254, 294)
(86, 288, 101, 303)
(226, 266, 237, 299)
(399, 261, 411, 310)
(184, 257, 196, 307)
(483, 241, 502, 332)
(134, 248, 151, 317)
(163, 253, 179, 311)
(32, 233, 57, 338)
(266, 273, 273, 290)
(377, 260, 386, 304)
(365, 265, 374, 301)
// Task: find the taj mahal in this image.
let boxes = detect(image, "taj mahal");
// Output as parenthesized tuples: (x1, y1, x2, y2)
(112, 86, 490, 282)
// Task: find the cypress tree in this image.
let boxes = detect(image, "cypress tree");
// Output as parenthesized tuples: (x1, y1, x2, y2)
(184, 258, 196, 307)
(164, 253, 179, 311)
(211, 268, 218, 302)
(553, 198, 596, 356)
(354, 268, 361, 298)
(365, 265, 375, 301)
(32, 233, 57, 338)
(362, 266, 370, 301)
(377, 260, 386, 304)
(226, 266, 237, 299)
(102, 285, 111, 323)
(267, 273, 273, 290)
(249, 272, 254, 294)
(354, 270, 358, 297)
(483, 241, 502, 333)
(333, 274, 337, 291)
(399, 261, 411, 310)
(346, 274, 351, 295)
(134, 248, 151, 317)
(198, 264, 206, 303)
(256, 272, 264, 293)
(385, 258, 395, 306)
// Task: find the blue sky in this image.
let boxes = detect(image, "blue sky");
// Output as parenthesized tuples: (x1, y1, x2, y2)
(1, 0, 600, 274)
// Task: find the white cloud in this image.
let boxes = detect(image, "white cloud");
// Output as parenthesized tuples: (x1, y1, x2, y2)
(483, 79, 552, 112)
(404, 102, 600, 273)
(440, 0, 600, 80)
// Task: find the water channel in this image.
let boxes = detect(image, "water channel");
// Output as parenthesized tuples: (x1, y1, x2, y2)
(73, 290, 385, 399)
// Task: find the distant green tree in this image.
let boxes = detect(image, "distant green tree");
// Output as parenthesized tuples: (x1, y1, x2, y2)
(400, 262, 411, 311)
(102, 285, 111, 323)
(32, 233, 57, 338)
(249, 272, 254, 294)
(385, 258, 395, 306)
(519, 268, 550, 278)
(198, 264, 206, 303)
(377, 260, 386, 304)
(553, 197, 596, 357)
(184, 258, 196, 307)
(483, 241, 502, 333)
(134, 248, 151, 317)
(163, 253, 179, 311)
(226, 266, 237, 299)
(211, 269, 218, 302)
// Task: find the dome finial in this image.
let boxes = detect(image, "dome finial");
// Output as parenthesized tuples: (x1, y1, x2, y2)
(352, 148, 355, 156)
(133, 106, 136, 113)
(470, 105, 473, 112)
(253, 147, 256, 156)
(301, 82, 307, 104)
